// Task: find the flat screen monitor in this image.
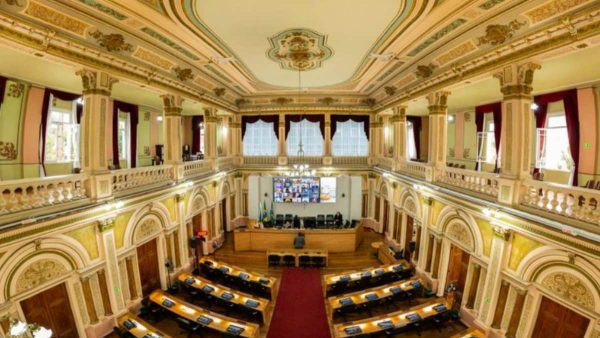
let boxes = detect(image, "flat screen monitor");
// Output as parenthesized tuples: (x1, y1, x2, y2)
(273, 177, 320, 203)
(319, 177, 337, 203)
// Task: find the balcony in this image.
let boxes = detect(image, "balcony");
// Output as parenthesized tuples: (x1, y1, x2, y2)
(435, 166, 500, 199)
(111, 165, 175, 196)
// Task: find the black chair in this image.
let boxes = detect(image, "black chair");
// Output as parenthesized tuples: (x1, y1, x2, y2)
(325, 214, 335, 226)
(299, 255, 312, 268)
(176, 317, 200, 334)
(284, 214, 293, 224)
(275, 214, 284, 226)
(268, 254, 281, 267)
(316, 214, 325, 228)
(311, 256, 326, 268)
(283, 255, 296, 267)
(112, 327, 129, 338)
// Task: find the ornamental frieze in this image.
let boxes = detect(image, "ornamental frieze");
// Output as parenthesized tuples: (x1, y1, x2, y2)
(89, 30, 134, 52)
(15, 259, 68, 293)
(0, 141, 17, 160)
(541, 272, 595, 310)
(477, 19, 526, 46)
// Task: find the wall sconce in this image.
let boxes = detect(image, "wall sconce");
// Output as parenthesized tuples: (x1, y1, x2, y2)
(447, 115, 455, 122)
(530, 102, 539, 111)
(156, 115, 164, 123)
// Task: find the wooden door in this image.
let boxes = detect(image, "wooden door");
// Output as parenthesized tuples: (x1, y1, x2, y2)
(137, 238, 161, 296)
(192, 213, 202, 235)
(221, 198, 227, 231)
(21, 283, 78, 338)
(374, 197, 380, 222)
(382, 200, 389, 234)
(533, 296, 589, 338)
(404, 215, 414, 260)
(446, 244, 469, 292)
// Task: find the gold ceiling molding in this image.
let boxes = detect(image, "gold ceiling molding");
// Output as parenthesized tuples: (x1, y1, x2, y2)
(267, 28, 333, 71)
(133, 47, 174, 70)
(525, 0, 591, 25)
(213, 87, 226, 97)
(415, 63, 438, 78)
(173, 66, 194, 82)
(435, 40, 478, 65)
(89, 30, 134, 52)
(271, 97, 293, 105)
(477, 19, 527, 46)
(24, 0, 90, 37)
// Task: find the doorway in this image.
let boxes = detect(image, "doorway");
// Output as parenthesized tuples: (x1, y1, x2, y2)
(20, 283, 78, 337)
(382, 200, 389, 234)
(404, 215, 414, 260)
(374, 197, 380, 222)
(446, 244, 470, 296)
(220, 198, 227, 232)
(532, 296, 589, 338)
(137, 238, 161, 296)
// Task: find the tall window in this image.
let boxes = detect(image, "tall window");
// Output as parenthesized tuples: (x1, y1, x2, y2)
(476, 115, 496, 165)
(407, 122, 417, 160)
(243, 120, 278, 156)
(44, 98, 79, 163)
(287, 119, 323, 156)
(117, 115, 129, 162)
(332, 120, 368, 156)
(198, 122, 205, 154)
(537, 114, 571, 171)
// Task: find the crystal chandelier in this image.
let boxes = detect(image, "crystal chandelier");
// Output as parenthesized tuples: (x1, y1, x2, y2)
(8, 319, 53, 338)
(287, 69, 316, 177)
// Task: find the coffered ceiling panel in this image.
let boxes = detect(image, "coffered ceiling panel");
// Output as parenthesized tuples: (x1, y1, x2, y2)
(192, 0, 402, 88)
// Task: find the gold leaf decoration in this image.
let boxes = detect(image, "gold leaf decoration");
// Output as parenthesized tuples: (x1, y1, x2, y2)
(173, 66, 194, 81)
(271, 97, 293, 105)
(0, 141, 17, 160)
(415, 64, 437, 79)
(213, 87, 226, 97)
(89, 30, 134, 52)
(477, 20, 526, 46)
(317, 97, 339, 105)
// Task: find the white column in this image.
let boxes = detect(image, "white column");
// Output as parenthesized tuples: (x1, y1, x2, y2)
(478, 226, 511, 325)
(97, 218, 125, 312)
(427, 91, 451, 169)
(392, 105, 407, 164)
(161, 94, 184, 165)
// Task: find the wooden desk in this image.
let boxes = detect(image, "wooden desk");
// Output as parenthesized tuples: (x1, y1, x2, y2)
(377, 245, 399, 264)
(178, 273, 270, 323)
(199, 257, 278, 299)
(449, 327, 487, 338)
(118, 313, 171, 338)
(149, 290, 259, 338)
(327, 278, 423, 319)
(333, 299, 451, 337)
(266, 248, 328, 267)
(323, 261, 412, 288)
(233, 224, 363, 253)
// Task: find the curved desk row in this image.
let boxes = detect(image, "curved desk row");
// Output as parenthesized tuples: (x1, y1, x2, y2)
(233, 224, 363, 253)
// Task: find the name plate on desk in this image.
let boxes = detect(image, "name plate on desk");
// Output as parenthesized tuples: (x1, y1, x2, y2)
(162, 299, 175, 308)
(226, 324, 245, 336)
(196, 315, 213, 325)
(377, 320, 394, 329)
(344, 326, 362, 335)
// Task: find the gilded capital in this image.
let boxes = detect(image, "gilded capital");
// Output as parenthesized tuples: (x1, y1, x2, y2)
(492, 225, 511, 241)
(76, 68, 118, 95)
(427, 91, 450, 114)
(176, 193, 186, 202)
(391, 105, 407, 121)
(161, 94, 184, 116)
(493, 62, 541, 98)
(98, 217, 115, 233)
(203, 107, 218, 122)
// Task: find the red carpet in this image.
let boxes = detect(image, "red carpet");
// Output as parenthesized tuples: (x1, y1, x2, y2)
(267, 268, 331, 338)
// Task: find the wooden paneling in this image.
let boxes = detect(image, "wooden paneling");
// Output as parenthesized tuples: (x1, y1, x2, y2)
(404, 215, 414, 259)
(532, 296, 589, 338)
(137, 238, 161, 297)
(382, 200, 389, 233)
(20, 283, 78, 338)
(446, 244, 469, 293)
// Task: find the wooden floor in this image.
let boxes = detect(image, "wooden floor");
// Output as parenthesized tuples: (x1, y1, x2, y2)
(107, 229, 468, 338)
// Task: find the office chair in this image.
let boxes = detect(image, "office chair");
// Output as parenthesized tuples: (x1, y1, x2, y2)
(112, 327, 129, 338)
(275, 214, 284, 227)
(285, 214, 293, 224)
(311, 256, 325, 268)
(175, 317, 200, 334)
(299, 255, 311, 268)
(283, 255, 296, 267)
(326, 214, 334, 227)
(268, 254, 281, 267)
(317, 214, 325, 228)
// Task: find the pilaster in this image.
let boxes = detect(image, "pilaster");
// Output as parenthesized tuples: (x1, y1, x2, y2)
(278, 113, 287, 165)
(203, 107, 218, 163)
(161, 94, 184, 166)
(97, 217, 125, 312)
(426, 91, 451, 169)
(323, 114, 332, 165)
(392, 105, 407, 167)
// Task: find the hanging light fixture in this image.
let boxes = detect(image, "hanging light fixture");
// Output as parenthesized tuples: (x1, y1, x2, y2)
(287, 69, 316, 177)
(8, 319, 53, 338)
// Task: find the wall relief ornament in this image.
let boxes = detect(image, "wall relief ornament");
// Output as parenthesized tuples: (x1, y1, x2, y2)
(361, 98, 376, 107)
(89, 30, 133, 52)
(384, 86, 397, 96)
(173, 66, 194, 82)
(477, 19, 526, 46)
(267, 28, 333, 71)
(446, 222, 474, 251)
(541, 272, 594, 310)
(134, 217, 161, 243)
(415, 64, 437, 79)
(7, 83, 24, 97)
(0, 141, 17, 160)
(235, 98, 250, 107)
(317, 97, 339, 105)
(213, 87, 226, 97)
(76, 69, 118, 93)
(271, 97, 293, 105)
(15, 259, 68, 293)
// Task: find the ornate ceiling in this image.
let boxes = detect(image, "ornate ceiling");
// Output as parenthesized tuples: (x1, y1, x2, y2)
(0, 0, 598, 113)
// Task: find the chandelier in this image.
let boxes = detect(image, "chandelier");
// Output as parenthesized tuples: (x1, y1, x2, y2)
(8, 319, 53, 338)
(287, 69, 316, 177)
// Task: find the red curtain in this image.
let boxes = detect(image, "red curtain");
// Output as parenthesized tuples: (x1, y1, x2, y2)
(0, 76, 7, 107)
(284, 114, 325, 139)
(40, 88, 83, 175)
(330, 115, 370, 140)
(112, 100, 139, 169)
(533, 89, 580, 186)
(192, 115, 204, 153)
(406, 116, 422, 160)
(241, 115, 279, 139)
(474, 102, 502, 171)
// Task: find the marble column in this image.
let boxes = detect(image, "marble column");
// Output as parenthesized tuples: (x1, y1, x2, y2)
(425, 234, 434, 272)
(431, 236, 442, 278)
(323, 114, 332, 165)
(161, 94, 184, 165)
(230, 115, 242, 164)
(203, 107, 218, 163)
(417, 197, 433, 271)
(176, 193, 190, 265)
(278, 113, 287, 164)
(465, 263, 481, 309)
(478, 226, 511, 325)
(392, 105, 407, 164)
(80, 276, 98, 324)
(491, 280, 510, 329)
(426, 91, 451, 169)
(505, 287, 527, 338)
(97, 218, 125, 312)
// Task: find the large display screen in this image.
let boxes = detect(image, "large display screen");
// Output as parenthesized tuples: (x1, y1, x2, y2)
(319, 177, 337, 203)
(273, 177, 320, 203)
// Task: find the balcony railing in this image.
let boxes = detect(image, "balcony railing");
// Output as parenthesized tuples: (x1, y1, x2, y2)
(288, 156, 321, 165)
(436, 167, 499, 198)
(242, 156, 279, 165)
(183, 160, 212, 180)
(0, 174, 90, 215)
(397, 161, 428, 180)
(519, 179, 600, 224)
(111, 165, 175, 195)
(332, 157, 369, 166)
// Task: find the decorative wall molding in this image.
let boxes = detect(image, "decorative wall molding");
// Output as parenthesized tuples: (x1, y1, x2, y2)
(14, 259, 68, 294)
(541, 271, 595, 310)
(267, 28, 333, 71)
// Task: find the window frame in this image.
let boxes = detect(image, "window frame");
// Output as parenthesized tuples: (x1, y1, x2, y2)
(44, 96, 79, 164)
(332, 120, 369, 157)
(242, 120, 279, 156)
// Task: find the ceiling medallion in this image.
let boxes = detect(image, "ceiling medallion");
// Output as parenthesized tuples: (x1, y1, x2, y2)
(267, 28, 333, 71)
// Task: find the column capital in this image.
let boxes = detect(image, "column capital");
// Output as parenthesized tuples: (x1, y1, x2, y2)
(493, 62, 541, 98)
(427, 91, 450, 114)
(203, 107, 218, 122)
(97, 217, 115, 232)
(391, 105, 407, 120)
(492, 225, 511, 241)
(76, 68, 118, 95)
(161, 94, 184, 115)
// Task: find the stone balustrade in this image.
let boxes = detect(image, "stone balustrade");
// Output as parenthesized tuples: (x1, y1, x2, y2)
(519, 179, 600, 224)
(436, 166, 500, 198)
(242, 156, 279, 165)
(0, 174, 90, 215)
(288, 156, 322, 165)
(332, 156, 369, 166)
(397, 160, 428, 180)
(111, 165, 175, 195)
(182, 160, 212, 180)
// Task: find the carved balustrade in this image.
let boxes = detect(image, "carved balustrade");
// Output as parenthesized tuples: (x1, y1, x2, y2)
(436, 167, 500, 198)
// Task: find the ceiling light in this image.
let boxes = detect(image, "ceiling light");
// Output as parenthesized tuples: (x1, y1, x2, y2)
(530, 103, 539, 111)
(156, 115, 163, 122)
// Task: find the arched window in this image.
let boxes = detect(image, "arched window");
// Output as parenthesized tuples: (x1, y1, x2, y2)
(332, 120, 368, 156)
(286, 119, 323, 156)
(243, 120, 278, 156)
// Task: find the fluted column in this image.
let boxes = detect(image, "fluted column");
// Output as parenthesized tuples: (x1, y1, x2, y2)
(417, 197, 433, 271)
(176, 193, 190, 265)
(425, 234, 434, 272)
(161, 94, 184, 165)
(392, 105, 407, 164)
(323, 114, 332, 165)
(478, 226, 511, 325)
(278, 113, 287, 164)
(506, 288, 527, 338)
(427, 91, 451, 169)
(97, 218, 125, 312)
(230, 115, 242, 164)
(493, 62, 541, 204)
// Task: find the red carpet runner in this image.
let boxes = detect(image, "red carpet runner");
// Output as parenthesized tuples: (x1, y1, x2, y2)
(267, 268, 331, 338)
